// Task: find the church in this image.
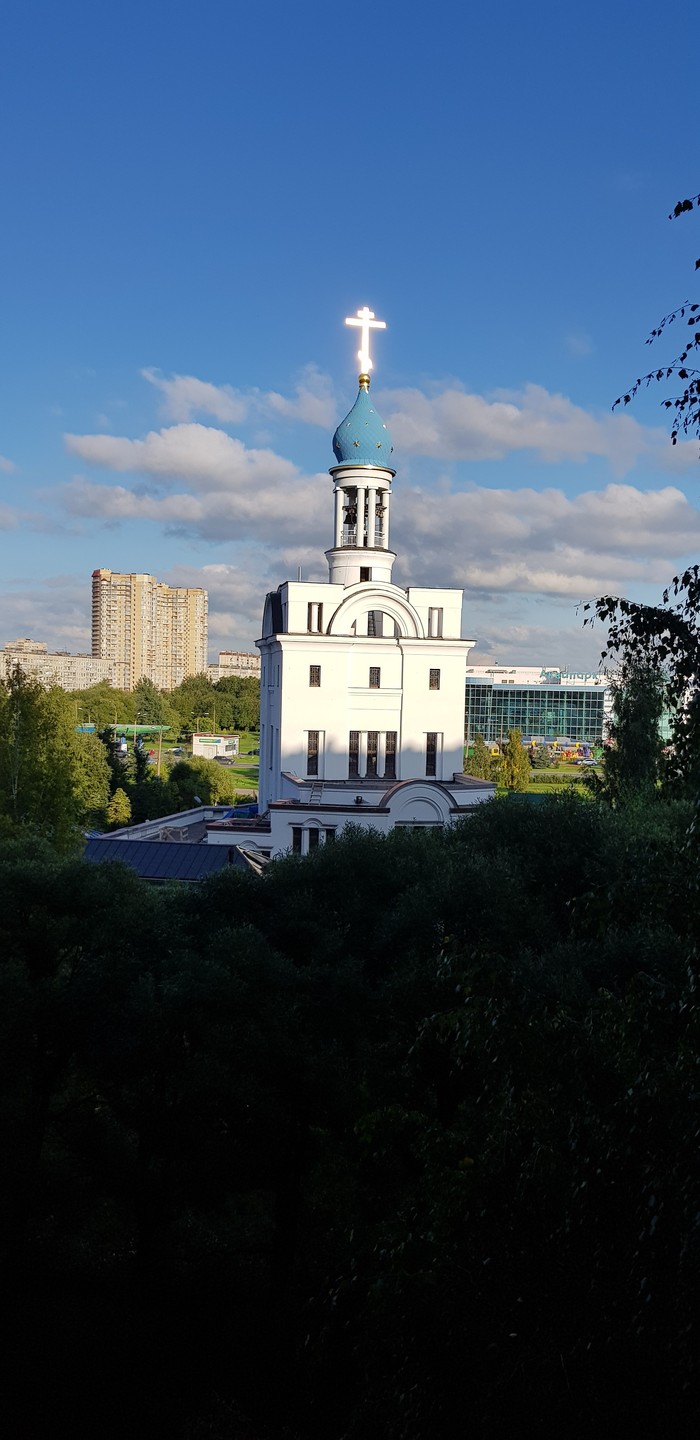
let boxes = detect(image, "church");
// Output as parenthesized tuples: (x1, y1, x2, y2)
(88, 308, 495, 874)
(215, 306, 494, 859)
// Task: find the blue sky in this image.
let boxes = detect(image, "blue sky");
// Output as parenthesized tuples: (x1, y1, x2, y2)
(1, 0, 699, 669)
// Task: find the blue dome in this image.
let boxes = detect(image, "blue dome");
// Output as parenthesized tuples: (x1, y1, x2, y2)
(332, 385, 394, 466)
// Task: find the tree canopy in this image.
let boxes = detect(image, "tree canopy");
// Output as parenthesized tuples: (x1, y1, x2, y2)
(2, 799, 699, 1436)
(0, 667, 100, 846)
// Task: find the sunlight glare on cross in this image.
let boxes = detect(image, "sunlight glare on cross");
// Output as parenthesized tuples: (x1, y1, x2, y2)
(345, 306, 387, 376)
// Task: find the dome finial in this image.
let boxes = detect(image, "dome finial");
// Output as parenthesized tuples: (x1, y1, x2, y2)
(345, 305, 386, 385)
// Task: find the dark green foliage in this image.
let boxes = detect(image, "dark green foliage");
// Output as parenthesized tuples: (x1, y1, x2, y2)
(602, 661, 665, 803)
(214, 675, 261, 732)
(0, 668, 84, 847)
(586, 568, 700, 800)
(1, 799, 699, 1437)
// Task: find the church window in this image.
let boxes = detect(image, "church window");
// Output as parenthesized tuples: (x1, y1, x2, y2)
(307, 730, 319, 777)
(385, 731, 397, 779)
(308, 828, 320, 849)
(360, 567, 371, 582)
(428, 607, 444, 638)
(292, 826, 302, 854)
(367, 731, 378, 776)
(324, 827, 337, 842)
(309, 664, 321, 687)
(369, 666, 381, 689)
(429, 668, 441, 690)
(307, 602, 324, 633)
(348, 730, 359, 777)
(426, 732, 438, 777)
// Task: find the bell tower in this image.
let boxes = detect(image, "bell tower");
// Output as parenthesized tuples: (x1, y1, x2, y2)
(325, 307, 396, 587)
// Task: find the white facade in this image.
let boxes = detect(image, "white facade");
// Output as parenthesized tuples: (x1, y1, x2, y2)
(242, 313, 494, 856)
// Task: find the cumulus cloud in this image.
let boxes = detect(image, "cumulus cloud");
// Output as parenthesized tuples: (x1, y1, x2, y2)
(378, 381, 696, 474)
(141, 364, 336, 430)
(264, 364, 337, 428)
(61, 423, 331, 546)
(58, 413, 700, 605)
(65, 423, 303, 494)
(0, 455, 16, 474)
(142, 368, 248, 423)
(392, 482, 700, 599)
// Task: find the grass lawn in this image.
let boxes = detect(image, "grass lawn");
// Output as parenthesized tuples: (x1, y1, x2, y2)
(527, 762, 599, 794)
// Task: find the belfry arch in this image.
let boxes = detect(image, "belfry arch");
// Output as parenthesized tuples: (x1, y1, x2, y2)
(326, 587, 425, 639)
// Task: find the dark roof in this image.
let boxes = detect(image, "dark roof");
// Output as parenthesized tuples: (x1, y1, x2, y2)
(84, 838, 235, 881)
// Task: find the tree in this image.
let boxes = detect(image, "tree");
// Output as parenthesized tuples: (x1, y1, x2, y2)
(466, 733, 497, 781)
(0, 668, 80, 847)
(107, 787, 132, 828)
(132, 676, 181, 734)
(614, 190, 700, 447)
(67, 680, 132, 731)
(214, 675, 260, 732)
(602, 661, 665, 804)
(499, 728, 530, 791)
(168, 757, 239, 808)
(70, 730, 111, 829)
(584, 569, 700, 797)
(170, 674, 217, 732)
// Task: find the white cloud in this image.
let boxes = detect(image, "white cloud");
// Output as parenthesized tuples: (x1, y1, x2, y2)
(61, 421, 332, 546)
(264, 363, 337, 428)
(378, 381, 697, 475)
(141, 364, 337, 430)
(0, 455, 16, 474)
(393, 482, 700, 599)
(141, 368, 248, 423)
(65, 423, 303, 494)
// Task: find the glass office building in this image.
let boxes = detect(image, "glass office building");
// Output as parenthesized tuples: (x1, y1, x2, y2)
(465, 680, 606, 745)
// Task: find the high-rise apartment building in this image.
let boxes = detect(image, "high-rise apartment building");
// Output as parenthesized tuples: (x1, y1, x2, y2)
(91, 570, 208, 691)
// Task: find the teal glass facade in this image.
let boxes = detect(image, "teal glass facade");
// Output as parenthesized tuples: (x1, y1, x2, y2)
(465, 682, 606, 744)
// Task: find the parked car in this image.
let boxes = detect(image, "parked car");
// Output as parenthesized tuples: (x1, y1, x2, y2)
(214, 756, 235, 765)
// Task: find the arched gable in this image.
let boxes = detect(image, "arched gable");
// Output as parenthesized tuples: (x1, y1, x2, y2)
(381, 780, 454, 824)
(327, 584, 424, 639)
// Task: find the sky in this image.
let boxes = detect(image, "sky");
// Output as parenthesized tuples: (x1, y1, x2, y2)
(1, 0, 699, 672)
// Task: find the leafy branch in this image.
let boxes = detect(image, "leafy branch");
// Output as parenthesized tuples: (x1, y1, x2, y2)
(613, 193, 700, 443)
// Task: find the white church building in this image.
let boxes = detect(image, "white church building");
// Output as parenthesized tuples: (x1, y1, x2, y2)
(208, 306, 494, 858)
(91, 308, 494, 874)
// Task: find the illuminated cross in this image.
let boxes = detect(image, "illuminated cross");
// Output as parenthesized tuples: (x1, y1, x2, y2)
(345, 305, 386, 376)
